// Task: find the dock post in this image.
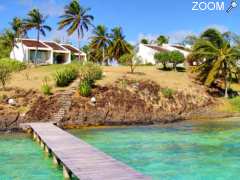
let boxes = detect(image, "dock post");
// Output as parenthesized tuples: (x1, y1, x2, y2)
(33, 132, 37, 141)
(44, 145, 50, 155)
(40, 140, 44, 149)
(63, 165, 71, 179)
(53, 154, 59, 165)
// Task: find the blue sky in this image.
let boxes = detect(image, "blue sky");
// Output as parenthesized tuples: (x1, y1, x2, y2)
(0, 0, 239, 46)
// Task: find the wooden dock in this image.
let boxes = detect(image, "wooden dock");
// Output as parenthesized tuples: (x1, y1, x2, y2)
(26, 123, 151, 180)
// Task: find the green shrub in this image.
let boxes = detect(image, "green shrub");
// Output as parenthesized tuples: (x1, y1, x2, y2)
(229, 97, 240, 112)
(79, 80, 91, 97)
(161, 88, 175, 98)
(79, 62, 103, 86)
(0, 58, 26, 72)
(0, 64, 11, 90)
(54, 65, 79, 87)
(41, 77, 52, 95)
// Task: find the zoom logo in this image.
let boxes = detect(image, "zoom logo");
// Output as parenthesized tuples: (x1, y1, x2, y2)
(192, 1, 225, 11)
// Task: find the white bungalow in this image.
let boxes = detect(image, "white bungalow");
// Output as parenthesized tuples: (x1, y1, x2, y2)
(136, 43, 190, 65)
(10, 39, 87, 64)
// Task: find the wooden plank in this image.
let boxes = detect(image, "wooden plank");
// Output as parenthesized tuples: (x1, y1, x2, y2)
(28, 123, 151, 180)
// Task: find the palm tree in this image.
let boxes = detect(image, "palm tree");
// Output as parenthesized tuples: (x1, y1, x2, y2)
(156, 35, 169, 46)
(192, 39, 240, 97)
(24, 9, 51, 64)
(0, 29, 16, 58)
(91, 25, 111, 64)
(58, 0, 94, 61)
(10, 17, 27, 38)
(109, 27, 131, 62)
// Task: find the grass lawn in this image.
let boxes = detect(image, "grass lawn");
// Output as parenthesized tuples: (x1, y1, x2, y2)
(4, 65, 194, 92)
(8, 64, 67, 92)
(98, 66, 194, 90)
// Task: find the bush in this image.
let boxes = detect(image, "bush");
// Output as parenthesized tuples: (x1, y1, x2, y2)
(0, 58, 26, 72)
(0, 64, 11, 90)
(41, 77, 52, 95)
(79, 62, 103, 86)
(79, 80, 91, 97)
(154, 52, 170, 70)
(170, 51, 185, 71)
(54, 65, 79, 87)
(161, 88, 175, 98)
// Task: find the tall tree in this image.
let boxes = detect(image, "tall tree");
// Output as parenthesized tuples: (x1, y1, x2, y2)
(24, 9, 51, 64)
(109, 27, 131, 62)
(192, 38, 240, 97)
(156, 35, 169, 46)
(140, 38, 148, 44)
(200, 28, 224, 48)
(91, 25, 110, 64)
(10, 17, 27, 38)
(182, 35, 198, 46)
(0, 29, 16, 58)
(58, 0, 94, 61)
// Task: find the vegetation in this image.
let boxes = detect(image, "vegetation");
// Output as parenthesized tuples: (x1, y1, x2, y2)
(54, 65, 79, 87)
(0, 58, 26, 72)
(108, 27, 131, 62)
(140, 38, 148, 44)
(24, 9, 51, 64)
(161, 88, 175, 98)
(119, 52, 141, 73)
(78, 80, 92, 97)
(154, 52, 170, 70)
(58, 0, 94, 60)
(41, 77, 52, 95)
(0, 30, 16, 59)
(154, 51, 184, 71)
(91, 25, 111, 64)
(191, 28, 240, 97)
(182, 35, 198, 46)
(170, 50, 185, 71)
(79, 62, 103, 86)
(0, 64, 11, 90)
(156, 35, 169, 46)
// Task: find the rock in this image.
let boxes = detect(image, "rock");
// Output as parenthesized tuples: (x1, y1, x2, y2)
(91, 97, 96, 104)
(8, 99, 16, 106)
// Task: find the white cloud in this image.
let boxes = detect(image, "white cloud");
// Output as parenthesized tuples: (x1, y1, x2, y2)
(18, 0, 64, 17)
(168, 30, 195, 44)
(204, 24, 229, 33)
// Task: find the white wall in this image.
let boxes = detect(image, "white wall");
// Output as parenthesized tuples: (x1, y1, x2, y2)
(10, 42, 28, 62)
(136, 44, 157, 64)
(136, 44, 190, 65)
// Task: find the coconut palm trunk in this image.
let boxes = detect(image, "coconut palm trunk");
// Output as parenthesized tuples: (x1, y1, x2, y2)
(224, 62, 229, 98)
(77, 28, 81, 61)
(34, 29, 40, 64)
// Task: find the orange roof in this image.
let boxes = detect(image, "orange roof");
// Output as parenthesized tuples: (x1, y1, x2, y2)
(44, 41, 67, 51)
(22, 39, 48, 48)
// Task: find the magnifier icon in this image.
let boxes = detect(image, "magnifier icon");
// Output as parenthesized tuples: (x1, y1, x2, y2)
(227, 0, 238, 13)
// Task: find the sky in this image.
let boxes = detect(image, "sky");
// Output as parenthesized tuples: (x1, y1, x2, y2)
(0, 0, 239, 46)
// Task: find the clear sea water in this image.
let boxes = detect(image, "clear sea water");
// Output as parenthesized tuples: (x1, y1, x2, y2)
(1, 118, 240, 180)
(0, 133, 63, 180)
(70, 118, 240, 180)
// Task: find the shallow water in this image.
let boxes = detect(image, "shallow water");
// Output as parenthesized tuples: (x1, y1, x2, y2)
(0, 133, 63, 180)
(70, 118, 240, 180)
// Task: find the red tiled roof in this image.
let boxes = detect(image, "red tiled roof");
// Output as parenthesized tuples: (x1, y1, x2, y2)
(62, 44, 79, 54)
(44, 41, 66, 51)
(22, 39, 48, 48)
(146, 45, 169, 52)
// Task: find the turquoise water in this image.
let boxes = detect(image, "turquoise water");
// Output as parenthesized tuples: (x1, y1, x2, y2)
(0, 133, 63, 180)
(70, 118, 240, 180)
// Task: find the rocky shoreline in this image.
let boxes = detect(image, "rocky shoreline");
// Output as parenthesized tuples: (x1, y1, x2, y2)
(0, 78, 233, 132)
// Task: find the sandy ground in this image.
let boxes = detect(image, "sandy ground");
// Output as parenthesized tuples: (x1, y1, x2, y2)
(7, 65, 195, 92)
